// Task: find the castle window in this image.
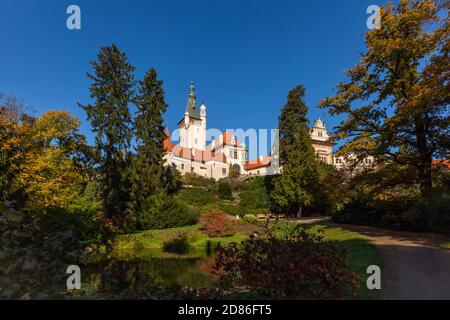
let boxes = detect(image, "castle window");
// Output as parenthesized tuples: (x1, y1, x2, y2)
(318, 132, 323, 137)
(195, 138, 198, 144)
(222, 168, 226, 176)
(181, 164, 185, 170)
(234, 151, 238, 159)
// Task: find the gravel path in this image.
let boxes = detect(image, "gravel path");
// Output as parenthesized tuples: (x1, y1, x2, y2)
(291, 218, 450, 299)
(335, 224, 450, 300)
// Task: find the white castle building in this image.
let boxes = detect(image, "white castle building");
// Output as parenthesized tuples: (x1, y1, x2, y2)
(164, 82, 374, 180)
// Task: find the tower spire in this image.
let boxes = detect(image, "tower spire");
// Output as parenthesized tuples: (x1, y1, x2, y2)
(189, 80, 196, 97)
(185, 80, 200, 119)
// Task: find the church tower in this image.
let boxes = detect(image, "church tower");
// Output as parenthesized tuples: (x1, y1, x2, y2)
(178, 81, 206, 150)
(310, 118, 329, 142)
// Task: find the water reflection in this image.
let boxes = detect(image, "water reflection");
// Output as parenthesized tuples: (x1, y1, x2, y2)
(83, 256, 216, 293)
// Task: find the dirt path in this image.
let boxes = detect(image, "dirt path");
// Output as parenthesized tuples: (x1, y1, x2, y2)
(331, 224, 450, 300)
(293, 218, 450, 300)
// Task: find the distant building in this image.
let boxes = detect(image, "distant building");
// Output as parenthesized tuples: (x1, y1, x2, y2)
(164, 82, 375, 180)
(309, 118, 334, 165)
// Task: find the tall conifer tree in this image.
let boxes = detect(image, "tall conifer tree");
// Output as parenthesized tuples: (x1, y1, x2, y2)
(272, 85, 319, 217)
(80, 44, 135, 223)
(130, 68, 169, 229)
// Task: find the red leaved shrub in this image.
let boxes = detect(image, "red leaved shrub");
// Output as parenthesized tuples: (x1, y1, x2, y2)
(213, 225, 360, 299)
(200, 210, 235, 237)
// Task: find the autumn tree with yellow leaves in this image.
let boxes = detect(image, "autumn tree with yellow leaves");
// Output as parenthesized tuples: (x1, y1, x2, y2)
(0, 93, 34, 201)
(17, 110, 91, 208)
(319, 0, 449, 197)
(1, 93, 93, 208)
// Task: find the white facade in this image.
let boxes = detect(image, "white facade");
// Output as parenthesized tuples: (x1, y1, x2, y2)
(310, 118, 334, 165)
(164, 82, 376, 180)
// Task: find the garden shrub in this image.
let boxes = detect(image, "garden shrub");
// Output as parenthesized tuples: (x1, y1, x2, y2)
(200, 210, 235, 237)
(162, 235, 191, 254)
(199, 203, 243, 217)
(334, 193, 450, 233)
(183, 173, 215, 188)
(138, 197, 198, 230)
(219, 203, 241, 216)
(198, 202, 222, 213)
(214, 224, 359, 299)
(32, 207, 109, 258)
(241, 214, 259, 224)
(217, 182, 233, 200)
(177, 188, 215, 207)
(404, 193, 450, 233)
(239, 190, 263, 208)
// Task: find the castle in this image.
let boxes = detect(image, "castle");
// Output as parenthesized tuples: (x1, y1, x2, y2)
(163, 82, 373, 180)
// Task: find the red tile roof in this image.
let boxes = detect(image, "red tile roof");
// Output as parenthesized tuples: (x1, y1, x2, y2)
(432, 160, 450, 169)
(220, 130, 240, 147)
(163, 127, 175, 152)
(163, 127, 227, 163)
(170, 145, 227, 163)
(244, 156, 272, 171)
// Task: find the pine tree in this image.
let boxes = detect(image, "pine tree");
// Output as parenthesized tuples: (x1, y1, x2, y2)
(80, 44, 135, 224)
(272, 85, 319, 217)
(130, 68, 169, 229)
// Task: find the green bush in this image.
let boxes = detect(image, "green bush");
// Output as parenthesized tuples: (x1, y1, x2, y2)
(219, 203, 242, 216)
(334, 193, 450, 233)
(239, 190, 269, 209)
(214, 224, 359, 299)
(405, 193, 450, 233)
(162, 236, 191, 254)
(67, 180, 102, 213)
(242, 214, 259, 224)
(138, 197, 198, 230)
(182, 173, 215, 188)
(32, 207, 109, 258)
(217, 182, 233, 200)
(177, 188, 215, 206)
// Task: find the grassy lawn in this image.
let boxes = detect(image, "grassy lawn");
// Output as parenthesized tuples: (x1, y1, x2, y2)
(111, 224, 247, 259)
(275, 222, 382, 300)
(318, 225, 382, 299)
(441, 242, 450, 250)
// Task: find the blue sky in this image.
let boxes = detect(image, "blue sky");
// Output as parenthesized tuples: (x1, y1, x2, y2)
(0, 0, 382, 149)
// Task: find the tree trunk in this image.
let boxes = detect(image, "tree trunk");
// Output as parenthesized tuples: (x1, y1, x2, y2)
(296, 205, 303, 218)
(415, 116, 433, 198)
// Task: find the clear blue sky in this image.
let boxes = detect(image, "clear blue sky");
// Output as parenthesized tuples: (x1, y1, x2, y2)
(0, 0, 383, 148)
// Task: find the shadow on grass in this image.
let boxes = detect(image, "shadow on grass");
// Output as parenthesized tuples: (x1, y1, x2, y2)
(317, 225, 382, 300)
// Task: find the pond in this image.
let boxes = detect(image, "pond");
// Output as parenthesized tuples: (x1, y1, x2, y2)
(80, 250, 217, 296)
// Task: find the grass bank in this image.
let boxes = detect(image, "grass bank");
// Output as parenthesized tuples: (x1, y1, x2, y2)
(441, 242, 450, 249)
(275, 222, 382, 299)
(111, 224, 247, 259)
